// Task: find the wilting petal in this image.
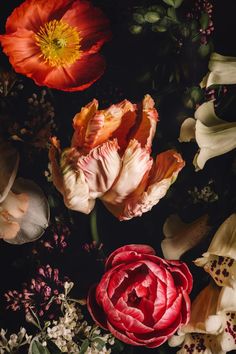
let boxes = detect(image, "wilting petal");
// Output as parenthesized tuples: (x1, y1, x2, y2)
(0, 141, 19, 203)
(42, 54, 106, 92)
(201, 52, 236, 88)
(178, 118, 196, 143)
(73, 99, 135, 152)
(0, 30, 51, 84)
(102, 139, 153, 213)
(120, 150, 184, 221)
(0, 191, 29, 219)
(161, 214, 210, 260)
(195, 214, 236, 287)
(4, 178, 49, 245)
(78, 140, 121, 198)
(131, 94, 159, 150)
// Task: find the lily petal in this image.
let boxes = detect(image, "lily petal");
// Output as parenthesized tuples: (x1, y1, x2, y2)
(161, 214, 210, 260)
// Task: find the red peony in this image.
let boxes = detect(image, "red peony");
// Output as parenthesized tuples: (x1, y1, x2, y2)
(88, 244, 192, 348)
(0, 0, 111, 91)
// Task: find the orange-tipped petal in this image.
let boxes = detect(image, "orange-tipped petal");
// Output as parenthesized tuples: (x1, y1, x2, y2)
(48, 138, 64, 194)
(131, 94, 159, 151)
(120, 150, 185, 220)
(78, 140, 121, 199)
(0, 213, 20, 240)
(102, 139, 153, 213)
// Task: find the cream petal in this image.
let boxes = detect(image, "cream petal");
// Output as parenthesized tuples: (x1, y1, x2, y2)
(194, 101, 225, 127)
(195, 214, 236, 278)
(161, 214, 210, 260)
(78, 139, 121, 199)
(217, 284, 236, 313)
(176, 333, 222, 354)
(102, 139, 152, 205)
(201, 52, 236, 88)
(194, 118, 236, 170)
(0, 141, 19, 203)
(4, 178, 50, 245)
(178, 118, 196, 143)
(0, 190, 28, 219)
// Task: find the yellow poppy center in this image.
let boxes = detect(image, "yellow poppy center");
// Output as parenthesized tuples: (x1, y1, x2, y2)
(35, 20, 82, 67)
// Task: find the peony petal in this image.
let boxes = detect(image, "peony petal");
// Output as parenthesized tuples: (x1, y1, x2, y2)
(102, 139, 153, 216)
(61, 0, 111, 54)
(42, 53, 106, 91)
(77, 139, 121, 199)
(87, 285, 108, 330)
(4, 178, 49, 245)
(0, 141, 19, 203)
(120, 150, 184, 220)
(161, 214, 210, 260)
(5, 0, 74, 33)
(130, 94, 159, 150)
(0, 30, 51, 84)
(105, 244, 156, 270)
(107, 321, 143, 346)
(178, 118, 196, 143)
(154, 292, 183, 330)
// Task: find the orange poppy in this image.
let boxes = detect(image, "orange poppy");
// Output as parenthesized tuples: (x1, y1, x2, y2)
(0, 0, 111, 91)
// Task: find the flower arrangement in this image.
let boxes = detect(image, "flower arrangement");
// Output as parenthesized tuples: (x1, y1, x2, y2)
(0, 0, 235, 354)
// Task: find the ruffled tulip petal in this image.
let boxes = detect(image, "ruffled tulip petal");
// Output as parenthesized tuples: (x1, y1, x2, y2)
(102, 139, 153, 209)
(161, 214, 210, 260)
(4, 178, 49, 245)
(0, 142, 19, 203)
(120, 150, 184, 220)
(178, 118, 196, 143)
(131, 94, 159, 150)
(78, 139, 121, 199)
(42, 53, 106, 91)
(61, 0, 111, 54)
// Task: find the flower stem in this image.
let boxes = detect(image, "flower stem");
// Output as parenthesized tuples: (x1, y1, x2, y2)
(90, 208, 100, 243)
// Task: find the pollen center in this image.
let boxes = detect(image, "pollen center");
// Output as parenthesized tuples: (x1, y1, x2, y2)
(35, 20, 82, 67)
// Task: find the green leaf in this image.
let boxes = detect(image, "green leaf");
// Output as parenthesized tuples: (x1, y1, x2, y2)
(148, 5, 166, 16)
(47, 341, 63, 354)
(144, 11, 161, 23)
(132, 13, 145, 24)
(129, 24, 143, 35)
(200, 12, 209, 30)
(29, 341, 51, 354)
(162, 0, 183, 8)
(198, 43, 211, 57)
(79, 339, 90, 354)
(92, 338, 106, 351)
(167, 7, 177, 20)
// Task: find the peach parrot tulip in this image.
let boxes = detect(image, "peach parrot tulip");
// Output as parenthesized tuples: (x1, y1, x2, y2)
(49, 95, 185, 220)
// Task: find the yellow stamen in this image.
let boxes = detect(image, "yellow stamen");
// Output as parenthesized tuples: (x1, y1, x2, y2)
(35, 20, 82, 67)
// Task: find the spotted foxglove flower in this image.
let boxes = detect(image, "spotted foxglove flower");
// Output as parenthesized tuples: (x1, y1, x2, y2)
(49, 95, 185, 220)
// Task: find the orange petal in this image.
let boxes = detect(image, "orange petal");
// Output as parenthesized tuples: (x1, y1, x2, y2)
(5, 0, 74, 33)
(61, 0, 111, 54)
(48, 138, 64, 194)
(131, 94, 159, 151)
(1, 191, 29, 219)
(120, 150, 185, 220)
(102, 139, 153, 210)
(77, 139, 121, 199)
(0, 29, 51, 83)
(72, 98, 135, 152)
(42, 53, 106, 91)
